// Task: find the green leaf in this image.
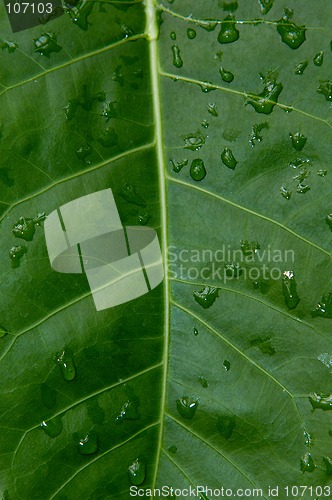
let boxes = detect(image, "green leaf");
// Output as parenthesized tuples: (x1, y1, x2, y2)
(1, 0, 332, 497)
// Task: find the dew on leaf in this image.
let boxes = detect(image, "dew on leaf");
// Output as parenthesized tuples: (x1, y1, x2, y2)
(12, 212, 45, 241)
(294, 60, 308, 75)
(76, 145, 92, 164)
(221, 147, 237, 169)
(219, 67, 234, 83)
(98, 127, 118, 148)
(198, 376, 208, 388)
(190, 159, 206, 181)
(289, 132, 307, 151)
(102, 101, 118, 122)
(55, 348, 76, 381)
(218, 15, 240, 44)
(303, 429, 313, 447)
(187, 28, 196, 39)
(282, 271, 300, 309)
(120, 185, 146, 207)
(196, 19, 218, 32)
(128, 457, 146, 486)
(241, 240, 260, 257)
(176, 396, 198, 419)
(168, 445, 177, 453)
(121, 24, 135, 38)
(246, 72, 283, 114)
(207, 103, 218, 117)
(201, 120, 209, 129)
(325, 214, 332, 231)
(250, 336, 275, 355)
(171, 44, 183, 68)
(258, 0, 274, 15)
(309, 393, 332, 411)
(225, 262, 242, 277)
(1, 40, 18, 52)
(276, 10, 306, 49)
(64, 85, 106, 120)
(293, 168, 310, 183)
(318, 353, 332, 370)
(280, 186, 291, 199)
(193, 286, 219, 309)
(200, 81, 215, 93)
(214, 51, 223, 61)
(65, 1, 94, 30)
(323, 456, 332, 476)
(217, 415, 235, 439)
(34, 33, 62, 57)
(170, 31, 176, 40)
(296, 183, 310, 194)
(249, 122, 269, 146)
(183, 130, 206, 150)
(317, 80, 332, 101)
(78, 430, 99, 455)
(115, 400, 140, 423)
(138, 212, 150, 226)
(300, 452, 315, 473)
(193, 327, 199, 336)
(223, 359, 230, 371)
(40, 417, 63, 438)
(313, 51, 324, 66)
(311, 293, 332, 318)
(170, 158, 188, 173)
(317, 169, 327, 177)
(0, 326, 7, 338)
(9, 245, 27, 268)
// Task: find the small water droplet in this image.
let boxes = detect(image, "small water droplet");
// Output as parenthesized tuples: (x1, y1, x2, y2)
(78, 430, 98, 455)
(323, 456, 332, 476)
(249, 122, 269, 146)
(170, 31, 176, 40)
(207, 103, 218, 117)
(294, 59, 308, 75)
(115, 400, 140, 423)
(168, 445, 177, 453)
(289, 132, 307, 151)
(193, 286, 219, 309)
(317, 80, 332, 101)
(201, 119, 209, 129)
(112, 65, 124, 86)
(222, 128, 240, 142)
(176, 396, 198, 419)
(276, 10, 306, 49)
(200, 81, 215, 93)
(325, 214, 332, 231)
(76, 144, 92, 164)
(246, 71, 283, 114)
(198, 376, 208, 388)
(196, 19, 218, 32)
(240, 240, 260, 257)
(223, 359, 230, 371)
(309, 392, 332, 410)
(280, 186, 291, 199)
(0, 39, 18, 52)
(217, 415, 235, 439)
(0, 326, 7, 338)
(300, 452, 315, 472)
(187, 28, 196, 39)
(138, 212, 150, 225)
(34, 32, 62, 57)
(183, 130, 206, 150)
(311, 293, 332, 318)
(64, 85, 106, 121)
(313, 51, 324, 66)
(225, 262, 242, 277)
(258, 0, 274, 15)
(170, 158, 188, 173)
(128, 457, 146, 485)
(171, 44, 183, 68)
(9, 245, 27, 268)
(193, 327, 199, 336)
(296, 183, 310, 194)
(55, 348, 76, 381)
(120, 185, 146, 207)
(121, 24, 135, 38)
(102, 101, 117, 122)
(40, 417, 63, 438)
(218, 15, 240, 44)
(317, 169, 327, 177)
(221, 147, 238, 169)
(318, 353, 332, 369)
(65, 1, 94, 30)
(98, 127, 118, 148)
(219, 67, 234, 83)
(190, 159, 206, 181)
(250, 336, 275, 355)
(282, 271, 300, 310)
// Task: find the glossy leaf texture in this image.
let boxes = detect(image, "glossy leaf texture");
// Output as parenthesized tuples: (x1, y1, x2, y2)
(0, 0, 332, 498)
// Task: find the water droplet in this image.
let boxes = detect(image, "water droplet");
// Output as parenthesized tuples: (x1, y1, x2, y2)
(294, 59, 308, 75)
(218, 15, 240, 44)
(64, 85, 106, 120)
(249, 122, 269, 146)
(176, 396, 198, 419)
(309, 393, 332, 411)
(120, 185, 146, 207)
(293, 168, 310, 183)
(12, 213, 45, 241)
(198, 376, 208, 388)
(276, 10, 306, 49)
(168, 445, 177, 453)
(289, 132, 307, 151)
(217, 415, 235, 439)
(325, 215, 332, 231)
(0, 326, 7, 338)
(0, 39, 18, 52)
(193, 327, 199, 336)
(313, 51, 324, 66)
(240, 240, 260, 257)
(323, 456, 332, 476)
(76, 144, 92, 164)
(317, 80, 332, 101)
(282, 271, 300, 310)
(246, 71, 283, 114)
(102, 101, 118, 122)
(40, 417, 63, 438)
(200, 81, 215, 93)
(222, 128, 240, 142)
(187, 28, 196, 39)
(115, 400, 140, 423)
(98, 127, 118, 148)
(201, 119, 209, 129)
(300, 452, 315, 472)
(184, 130, 206, 150)
(207, 103, 218, 117)
(128, 457, 146, 485)
(190, 159, 206, 181)
(9, 245, 27, 268)
(193, 286, 219, 309)
(311, 293, 332, 318)
(40, 383, 57, 409)
(225, 262, 242, 277)
(296, 183, 310, 194)
(170, 31, 176, 40)
(258, 0, 274, 15)
(112, 65, 124, 86)
(317, 169, 327, 177)
(223, 360, 230, 371)
(78, 430, 98, 455)
(65, 1, 94, 30)
(196, 19, 218, 32)
(250, 336, 275, 355)
(303, 429, 313, 447)
(214, 51, 223, 61)
(171, 44, 183, 68)
(34, 33, 62, 57)
(138, 212, 150, 226)
(221, 147, 238, 170)
(170, 158, 188, 173)
(219, 67, 234, 83)
(280, 186, 291, 199)
(318, 353, 332, 369)
(55, 348, 76, 381)
(121, 24, 135, 38)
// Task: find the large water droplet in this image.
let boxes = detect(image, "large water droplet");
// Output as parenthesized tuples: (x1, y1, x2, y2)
(176, 396, 198, 419)
(207, 103, 218, 117)
(200, 81, 215, 93)
(296, 183, 310, 194)
(183, 130, 206, 150)
(221, 147, 237, 169)
(128, 457, 146, 485)
(12, 212, 46, 241)
(246, 72, 283, 114)
(300, 452, 315, 472)
(120, 185, 146, 207)
(1, 40, 18, 52)
(170, 158, 188, 173)
(250, 336, 275, 355)
(9, 245, 27, 268)
(171, 44, 183, 68)
(289, 132, 307, 151)
(249, 122, 269, 146)
(187, 28, 196, 39)
(282, 271, 300, 309)
(317, 80, 332, 101)
(115, 400, 140, 423)
(217, 415, 235, 439)
(193, 286, 219, 309)
(55, 348, 76, 381)
(219, 67, 234, 83)
(313, 51, 324, 66)
(258, 0, 274, 15)
(294, 59, 308, 75)
(309, 392, 332, 411)
(78, 430, 99, 455)
(65, 1, 94, 30)
(276, 10, 306, 49)
(40, 417, 63, 438)
(190, 159, 206, 181)
(311, 293, 332, 318)
(34, 33, 62, 57)
(218, 15, 240, 44)
(317, 169, 327, 177)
